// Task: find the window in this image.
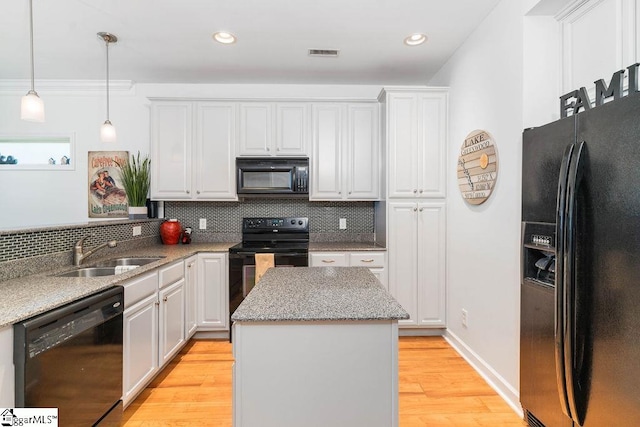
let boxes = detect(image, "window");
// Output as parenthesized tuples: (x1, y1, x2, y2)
(0, 134, 75, 170)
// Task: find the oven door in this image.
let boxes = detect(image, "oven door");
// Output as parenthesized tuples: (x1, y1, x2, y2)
(229, 252, 308, 317)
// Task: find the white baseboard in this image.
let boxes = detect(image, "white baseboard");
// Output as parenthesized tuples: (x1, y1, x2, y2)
(193, 330, 229, 340)
(444, 330, 523, 418)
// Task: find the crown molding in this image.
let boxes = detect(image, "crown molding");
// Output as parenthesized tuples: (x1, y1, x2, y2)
(0, 79, 135, 94)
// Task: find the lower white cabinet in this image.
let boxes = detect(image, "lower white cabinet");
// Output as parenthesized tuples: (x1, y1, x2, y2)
(388, 201, 446, 328)
(122, 260, 186, 407)
(309, 251, 387, 290)
(197, 253, 229, 330)
(122, 271, 160, 407)
(159, 278, 186, 366)
(184, 255, 198, 339)
(123, 291, 158, 407)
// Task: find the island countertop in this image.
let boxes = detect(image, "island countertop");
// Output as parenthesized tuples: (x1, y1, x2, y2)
(231, 267, 409, 322)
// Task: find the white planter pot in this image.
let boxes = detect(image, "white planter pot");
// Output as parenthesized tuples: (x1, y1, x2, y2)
(128, 206, 148, 220)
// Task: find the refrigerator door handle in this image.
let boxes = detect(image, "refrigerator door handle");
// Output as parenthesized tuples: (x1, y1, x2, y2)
(564, 140, 587, 425)
(555, 142, 575, 420)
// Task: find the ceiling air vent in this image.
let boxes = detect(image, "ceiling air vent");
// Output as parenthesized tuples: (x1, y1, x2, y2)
(308, 49, 340, 57)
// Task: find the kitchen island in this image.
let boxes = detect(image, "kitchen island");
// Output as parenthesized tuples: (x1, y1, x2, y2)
(231, 266, 408, 427)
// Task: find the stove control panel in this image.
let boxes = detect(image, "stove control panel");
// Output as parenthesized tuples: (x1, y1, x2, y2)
(243, 217, 308, 232)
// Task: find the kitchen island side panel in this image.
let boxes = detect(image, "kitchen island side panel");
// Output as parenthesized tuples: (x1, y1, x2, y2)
(233, 320, 399, 427)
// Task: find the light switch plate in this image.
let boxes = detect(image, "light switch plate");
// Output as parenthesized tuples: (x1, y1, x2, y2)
(199, 218, 207, 230)
(132, 226, 142, 236)
(339, 218, 347, 229)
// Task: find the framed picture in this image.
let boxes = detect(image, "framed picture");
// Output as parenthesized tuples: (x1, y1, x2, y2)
(88, 151, 129, 218)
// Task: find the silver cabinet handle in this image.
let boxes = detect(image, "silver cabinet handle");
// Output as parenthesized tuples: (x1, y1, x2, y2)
(413, 189, 417, 193)
(163, 296, 168, 302)
(197, 190, 200, 194)
(277, 147, 280, 151)
(322, 259, 336, 263)
(186, 190, 190, 194)
(267, 147, 270, 151)
(419, 189, 423, 194)
(419, 208, 424, 212)
(360, 259, 374, 263)
(155, 301, 160, 306)
(413, 207, 417, 212)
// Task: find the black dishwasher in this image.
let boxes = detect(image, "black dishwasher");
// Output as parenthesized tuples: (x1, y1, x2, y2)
(14, 286, 124, 426)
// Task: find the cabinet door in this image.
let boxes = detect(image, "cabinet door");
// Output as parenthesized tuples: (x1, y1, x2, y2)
(417, 201, 446, 326)
(195, 102, 238, 199)
(123, 293, 158, 407)
(369, 268, 388, 291)
(347, 104, 379, 200)
(159, 278, 186, 366)
(150, 101, 193, 199)
(388, 203, 419, 326)
(387, 93, 419, 198)
(185, 255, 198, 339)
(197, 253, 229, 330)
(417, 93, 447, 198)
(238, 103, 273, 156)
(311, 104, 345, 200)
(276, 103, 309, 155)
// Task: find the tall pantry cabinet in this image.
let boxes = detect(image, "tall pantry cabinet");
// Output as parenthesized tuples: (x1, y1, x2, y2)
(379, 88, 448, 328)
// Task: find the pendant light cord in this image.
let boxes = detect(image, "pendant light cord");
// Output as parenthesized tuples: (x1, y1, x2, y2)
(105, 38, 110, 121)
(28, 0, 35, 92)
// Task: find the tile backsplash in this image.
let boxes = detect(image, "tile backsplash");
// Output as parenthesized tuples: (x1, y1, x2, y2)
(165, 199, 375, 242)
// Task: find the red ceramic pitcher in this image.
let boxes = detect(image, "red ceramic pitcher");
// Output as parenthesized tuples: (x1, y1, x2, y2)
(160, 219, 182, 245)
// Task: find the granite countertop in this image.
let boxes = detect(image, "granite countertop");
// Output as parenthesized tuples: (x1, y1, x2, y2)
(231, 267, 408, 322)
(308, 242, 386, 251)
(0, 242, 235, 328)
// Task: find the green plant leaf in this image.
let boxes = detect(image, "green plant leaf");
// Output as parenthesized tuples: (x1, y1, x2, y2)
(114, 151, 151, 207)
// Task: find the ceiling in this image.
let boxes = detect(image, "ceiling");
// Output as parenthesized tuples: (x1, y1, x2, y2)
(0, 0, 502, 85)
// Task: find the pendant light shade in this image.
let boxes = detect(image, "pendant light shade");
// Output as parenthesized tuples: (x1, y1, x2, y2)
(98, 32, 117, 143)
(21, 0, 44, 122)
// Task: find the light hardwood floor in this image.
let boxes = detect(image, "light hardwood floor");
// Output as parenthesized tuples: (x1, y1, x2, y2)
(122, 336, 526, 426)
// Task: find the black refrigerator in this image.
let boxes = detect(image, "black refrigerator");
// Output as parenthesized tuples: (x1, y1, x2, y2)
(520, 92, 640, 427)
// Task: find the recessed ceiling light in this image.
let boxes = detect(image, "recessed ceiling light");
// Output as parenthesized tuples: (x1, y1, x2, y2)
(404, 33, 427, 46)
(213, 31, 236, 44)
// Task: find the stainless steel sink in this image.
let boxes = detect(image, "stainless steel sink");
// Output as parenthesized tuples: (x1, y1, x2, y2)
(56, 267, 119, 277)
(92, 256, 165, 267)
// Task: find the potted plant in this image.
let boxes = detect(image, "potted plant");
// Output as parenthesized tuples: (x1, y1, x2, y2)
(115, 151, 150, 219)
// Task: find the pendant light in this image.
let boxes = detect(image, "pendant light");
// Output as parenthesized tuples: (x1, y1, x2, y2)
(98, 32, 117, 143)
(21, 0, 44, 122)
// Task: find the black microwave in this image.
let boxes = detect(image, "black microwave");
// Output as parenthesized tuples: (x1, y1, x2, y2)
(236, 157, 309, 197)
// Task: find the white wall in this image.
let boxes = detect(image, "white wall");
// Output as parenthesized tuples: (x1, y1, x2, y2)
(0, 83, 381, 230)
(428, 0, 525, 410)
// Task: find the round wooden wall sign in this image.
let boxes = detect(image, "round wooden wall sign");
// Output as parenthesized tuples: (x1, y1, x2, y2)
(457, 129, 498, 205)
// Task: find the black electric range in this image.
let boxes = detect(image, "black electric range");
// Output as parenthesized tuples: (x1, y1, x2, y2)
(228, 217, 309, 337)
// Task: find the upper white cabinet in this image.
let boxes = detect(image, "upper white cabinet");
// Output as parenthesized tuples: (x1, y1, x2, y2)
(310, 103, 379, 200)
(238, 102, 309, 156)
(151, 100, 237, 200)
(150, 101, 192, 199)
(381, 89, 447, 199)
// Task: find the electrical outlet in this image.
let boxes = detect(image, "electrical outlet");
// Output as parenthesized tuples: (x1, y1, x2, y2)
(132, 226, 142, 236)
(199, 218, 207, 230)
(461, 309, 468, 328)
(339, 218, 347, 229)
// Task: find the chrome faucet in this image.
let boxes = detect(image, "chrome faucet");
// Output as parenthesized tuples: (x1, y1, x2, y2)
(73, 236, 117, 266)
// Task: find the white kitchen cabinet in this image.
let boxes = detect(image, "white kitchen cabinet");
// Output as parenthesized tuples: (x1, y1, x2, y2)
(150, 101, 192, 199)
(123, 292, 158, 407)
(309, 250, 387, 291)
(238, 102, 309, 156)
(184, 255, 198, 339)
(381, 89, 447, 199)
(0, 326, 14, 407)
(197, 253, 229, 330)
(150, 100, 237, 200)
(310, 103, 379, 200)
(159, 278, 186, 366)
(388, 201, 446, 327)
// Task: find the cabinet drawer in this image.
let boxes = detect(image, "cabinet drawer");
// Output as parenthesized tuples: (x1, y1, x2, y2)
(159, 261, 184, 289)
(349, 252, 385, 268)
(123, 271, 159, 309)
(309, 253, 348, 267)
